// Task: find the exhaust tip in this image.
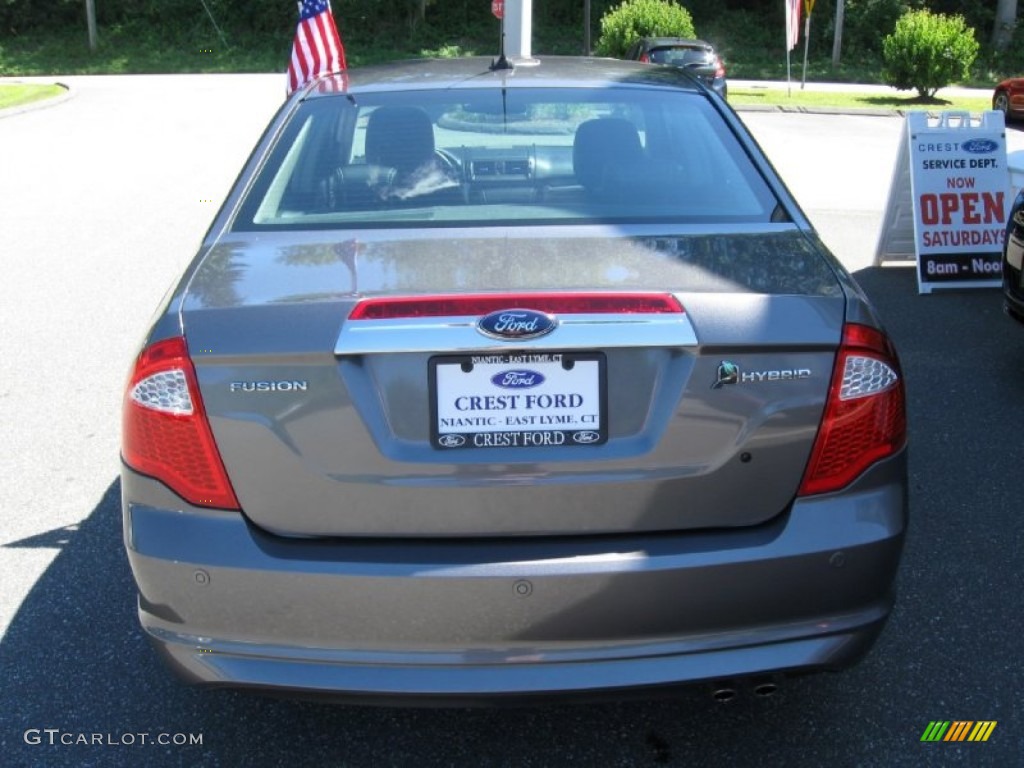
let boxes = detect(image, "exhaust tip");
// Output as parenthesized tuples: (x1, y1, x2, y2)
(752, 680, 779, 698)
(710, 681, 738, 703)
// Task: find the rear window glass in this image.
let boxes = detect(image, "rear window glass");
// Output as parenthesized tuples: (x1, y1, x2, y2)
(234, 87, 778, 230)
(649, 47, 711, 66)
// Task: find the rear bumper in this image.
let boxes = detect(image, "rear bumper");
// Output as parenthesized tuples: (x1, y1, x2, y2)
(122, 456, 906, 702)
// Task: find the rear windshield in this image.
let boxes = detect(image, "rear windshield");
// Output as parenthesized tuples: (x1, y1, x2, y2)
(649, 47, 712, 66)
(234, 87, 779, 230)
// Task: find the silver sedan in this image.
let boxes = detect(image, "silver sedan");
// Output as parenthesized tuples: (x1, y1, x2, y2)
(121, 56, 907, 703)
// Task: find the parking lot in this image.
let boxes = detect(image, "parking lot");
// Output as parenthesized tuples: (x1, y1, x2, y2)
(1, 75, 1022, 766)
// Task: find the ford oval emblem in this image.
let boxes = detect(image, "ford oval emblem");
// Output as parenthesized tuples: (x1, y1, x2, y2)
(438, 434, 466, 448)
(491, 370, 545, 389)
(477, 309, 557, 340)
(572, 431, 601, 444)
(961, 138, 999, 154)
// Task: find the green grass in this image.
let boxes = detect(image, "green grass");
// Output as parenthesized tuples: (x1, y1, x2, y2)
(0, 30, 288, 75)
(729, 87, 993, 114)
(0, 83, 65, 109)
(0, 22, 502, 75)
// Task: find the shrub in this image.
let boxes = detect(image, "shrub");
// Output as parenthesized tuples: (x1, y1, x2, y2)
(596, 0, 696, 58)
(881, 9, 979, 98)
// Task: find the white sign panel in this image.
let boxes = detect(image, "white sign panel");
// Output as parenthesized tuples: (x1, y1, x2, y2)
(907, 111, 1010, 293)
(431, 352, 605, 449)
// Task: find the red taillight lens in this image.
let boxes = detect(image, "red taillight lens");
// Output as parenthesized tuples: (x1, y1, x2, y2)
(122, 337, 240, 510)
(798, 324, 906, 496)
(714, 56, 726, 79)
(639, 53, 650, 63)
(348, 292, 683, 320)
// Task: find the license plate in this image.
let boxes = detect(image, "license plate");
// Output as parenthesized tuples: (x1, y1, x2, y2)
(430, 352, 606, 449)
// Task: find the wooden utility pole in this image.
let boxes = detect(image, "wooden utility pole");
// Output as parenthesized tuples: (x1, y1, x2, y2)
(992, 0, 1018, 50)
(85, 0, 97, 51)
(584, 0, 591, 55)
(832, 0, 844, 67)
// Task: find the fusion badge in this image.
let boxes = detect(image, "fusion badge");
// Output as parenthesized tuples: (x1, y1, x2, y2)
(229, 380, 309, 393)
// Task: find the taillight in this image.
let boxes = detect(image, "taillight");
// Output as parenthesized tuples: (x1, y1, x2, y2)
(122, 336, 240, 510)
(639, 53, 650, 63)
(798, 324, 906, 496)
(714, 56, 726, 79)
(348, 292, 683, 319)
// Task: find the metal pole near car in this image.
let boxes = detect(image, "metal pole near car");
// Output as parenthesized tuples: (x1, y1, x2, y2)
(503, 0, 537, 62)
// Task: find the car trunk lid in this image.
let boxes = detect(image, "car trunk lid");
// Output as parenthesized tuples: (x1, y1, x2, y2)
(182, 226, 845, 537)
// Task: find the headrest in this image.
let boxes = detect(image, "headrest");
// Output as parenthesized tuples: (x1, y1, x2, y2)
(365, 107, 436, 175)
(573, 118, 644, 191)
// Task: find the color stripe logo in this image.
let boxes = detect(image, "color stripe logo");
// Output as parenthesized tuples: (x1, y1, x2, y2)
(920, 721, 997, 742)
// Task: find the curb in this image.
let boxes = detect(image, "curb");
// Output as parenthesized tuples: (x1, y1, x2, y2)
(0, 82, 75, 119)
(732, 103, 989, 119)
(737, 104, 893, 117)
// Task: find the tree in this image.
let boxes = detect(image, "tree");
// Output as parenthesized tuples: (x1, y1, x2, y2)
(595, 0, 696, 57)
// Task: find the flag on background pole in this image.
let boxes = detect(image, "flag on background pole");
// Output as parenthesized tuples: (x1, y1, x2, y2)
(287, 0, 347, 95)
(785, 0, 801, 51)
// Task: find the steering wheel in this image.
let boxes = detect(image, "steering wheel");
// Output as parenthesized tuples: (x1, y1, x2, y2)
(434, 148, 462, 181)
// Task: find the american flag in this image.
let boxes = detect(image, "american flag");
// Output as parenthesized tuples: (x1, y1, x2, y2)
(287, 0, 347, 95)
(785, 0, 801, 51)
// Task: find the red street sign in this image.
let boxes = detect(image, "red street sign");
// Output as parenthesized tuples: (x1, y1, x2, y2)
(491, 0, 504, 19)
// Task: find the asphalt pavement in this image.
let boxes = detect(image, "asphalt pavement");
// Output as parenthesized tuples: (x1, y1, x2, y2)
(1, 74, 1022, 767)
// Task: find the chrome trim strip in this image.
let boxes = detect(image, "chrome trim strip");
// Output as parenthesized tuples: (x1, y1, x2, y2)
(335, 312, 698, 355)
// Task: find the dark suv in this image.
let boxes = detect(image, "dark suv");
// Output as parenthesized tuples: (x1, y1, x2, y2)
(625, 37, 727, 98)
(1003, 190, 1024, 323)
